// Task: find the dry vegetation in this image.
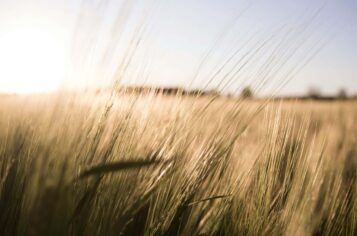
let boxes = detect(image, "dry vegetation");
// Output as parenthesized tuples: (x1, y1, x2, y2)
(0, 92, 356, 235)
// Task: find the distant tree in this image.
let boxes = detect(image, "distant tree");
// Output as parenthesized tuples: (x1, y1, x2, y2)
(337, 88, 348, 100)
(207, 89, 220, 96)
(307, 87, 321, 99)
(241, 87, 253, 99)
(226, 93, 233, 98)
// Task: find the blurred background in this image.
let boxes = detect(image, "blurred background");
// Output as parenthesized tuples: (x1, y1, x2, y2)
(0, 0, 356, 97)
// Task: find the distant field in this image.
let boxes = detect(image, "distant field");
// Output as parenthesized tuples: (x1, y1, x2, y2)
(0, 93, 356, 235)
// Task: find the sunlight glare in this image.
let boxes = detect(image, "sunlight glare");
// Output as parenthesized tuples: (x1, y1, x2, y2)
(0, 26, 68, 94)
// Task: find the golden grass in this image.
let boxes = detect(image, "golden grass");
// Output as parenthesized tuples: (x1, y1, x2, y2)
(0, 93, 356, 235)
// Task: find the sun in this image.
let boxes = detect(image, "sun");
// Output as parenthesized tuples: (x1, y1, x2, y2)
(0, 25, 69, 94)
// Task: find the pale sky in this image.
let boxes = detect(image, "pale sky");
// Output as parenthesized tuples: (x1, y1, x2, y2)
(0, 0, 356, 96)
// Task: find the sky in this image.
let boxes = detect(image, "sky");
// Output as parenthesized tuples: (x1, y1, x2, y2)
(141, 0, 357, 96)
(0, 0, 356, 96)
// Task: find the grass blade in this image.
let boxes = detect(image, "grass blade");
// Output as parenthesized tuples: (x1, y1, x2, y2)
(78, 159, 162, 179)
(186, 195, 231, 206)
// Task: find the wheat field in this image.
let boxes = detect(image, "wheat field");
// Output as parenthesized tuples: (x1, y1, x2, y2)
(0, 92, 356, 235)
